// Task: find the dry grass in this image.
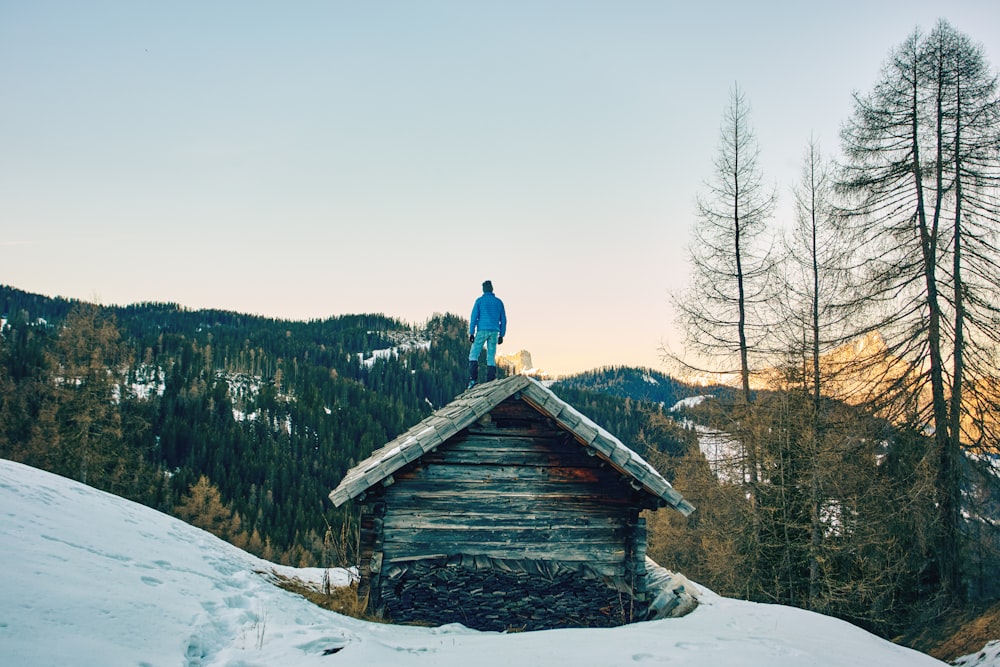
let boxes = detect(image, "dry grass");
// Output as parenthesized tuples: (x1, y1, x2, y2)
(897, 601, 1000, 662)
(929, 603, 1000, 662)
(261, 571, 385, 623)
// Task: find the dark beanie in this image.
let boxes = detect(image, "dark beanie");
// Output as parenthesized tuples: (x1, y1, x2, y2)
(482, 280, 493, 293)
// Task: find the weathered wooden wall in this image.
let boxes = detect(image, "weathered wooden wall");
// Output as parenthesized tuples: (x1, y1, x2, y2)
(358, 396, 653, 630)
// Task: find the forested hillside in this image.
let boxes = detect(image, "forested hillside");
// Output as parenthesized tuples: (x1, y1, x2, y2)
(3, 284, 998, 652)
(0, 285, 472, 565)
(554, 365, 737, 406)
(0, 285, 699, 568)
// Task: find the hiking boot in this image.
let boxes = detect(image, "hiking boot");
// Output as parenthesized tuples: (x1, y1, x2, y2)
(467, 360, 479, 389)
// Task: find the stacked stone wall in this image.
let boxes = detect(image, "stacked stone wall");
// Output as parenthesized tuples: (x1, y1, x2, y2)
(378, 555, 645, 632)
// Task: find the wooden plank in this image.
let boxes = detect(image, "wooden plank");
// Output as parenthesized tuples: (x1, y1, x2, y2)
(554, 407, 581, 431)
(570, 418, 600, 445)
(466, 425, 564, 438)
(384, 505, 629, 524)
(380, 507, 627, 528)
(608, 445, 632, 469)
(384, 486, 633, 509)
(621, 455, 654, 485)
(381, 512, 627, 531)
(383, 494, 629, 517)
(382, 524, 626, 544)
(520, 383, 564, 416)
(396, 463, 607, 485)
(433, 433, 578, 453)
(421, 447, 592, 468)
(436, 403, 470, 421)
(487, 399, 540, 416)
(400, 442, 428, 465)
(380, 532, 628, 554)
(586, 436, 616, 458)
(382, 478, 634, 500)
(383, 553, 448, 563)
(469, 396, 495, 419)
(380, 546, 627, 566)
(389, 460, 626, 486)
(382, 541, 627, 564)
(432, 434, 576, 452)
(429, 416, 459, 442)
(427, 436, 610, 470)
(328, 488, 351, 507)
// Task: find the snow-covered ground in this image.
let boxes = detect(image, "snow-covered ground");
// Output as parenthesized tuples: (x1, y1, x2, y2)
(357, 334, 432, 369)
(0, 458, 980, 667)
(957, 642, 1000, 667)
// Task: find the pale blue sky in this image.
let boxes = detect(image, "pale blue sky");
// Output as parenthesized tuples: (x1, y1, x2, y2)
(3, 1, 998, 375)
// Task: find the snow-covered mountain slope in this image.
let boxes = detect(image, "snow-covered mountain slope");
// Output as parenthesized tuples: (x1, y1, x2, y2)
(0, 459, 959, 666)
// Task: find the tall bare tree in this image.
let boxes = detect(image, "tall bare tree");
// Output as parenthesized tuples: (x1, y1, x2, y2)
(837, 20, 1000, 601)
(777, 137, 859, 608)
(777, 139, 863, 393)
(672, 83, 777, 549)
(674, 83, 777, 401)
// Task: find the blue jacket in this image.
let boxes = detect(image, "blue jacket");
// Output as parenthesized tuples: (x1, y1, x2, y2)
(469, 293, 507, 337)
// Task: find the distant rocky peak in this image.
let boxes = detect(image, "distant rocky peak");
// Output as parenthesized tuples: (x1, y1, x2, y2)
(497, 349, 534, 374)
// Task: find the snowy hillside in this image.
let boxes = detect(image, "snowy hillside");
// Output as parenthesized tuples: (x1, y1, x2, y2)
(0, 459, 966, 666)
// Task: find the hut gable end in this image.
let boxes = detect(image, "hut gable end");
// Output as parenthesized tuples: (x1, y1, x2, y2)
(329, 376, 694, 515)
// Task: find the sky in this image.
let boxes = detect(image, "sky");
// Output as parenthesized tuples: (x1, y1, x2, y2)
(0, 457, 969, 666)
(2, 1, 999, 376)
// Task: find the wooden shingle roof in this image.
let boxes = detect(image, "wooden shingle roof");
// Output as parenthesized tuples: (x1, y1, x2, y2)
(328, 374, 695, 515)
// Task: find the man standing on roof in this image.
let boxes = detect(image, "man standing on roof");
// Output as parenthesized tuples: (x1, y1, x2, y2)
(467, 280, 506, 389)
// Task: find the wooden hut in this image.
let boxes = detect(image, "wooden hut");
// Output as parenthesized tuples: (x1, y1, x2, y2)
(328, 375, 694, 631)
